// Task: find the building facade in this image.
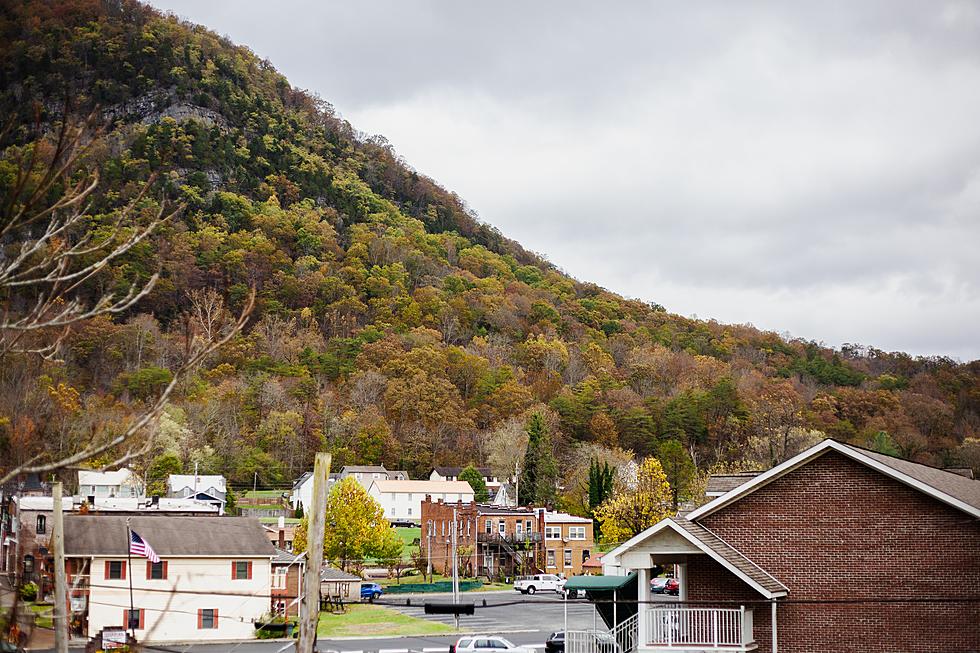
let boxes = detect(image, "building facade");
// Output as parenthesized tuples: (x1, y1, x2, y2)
(77, 469, 142, 501)
(270, 549, 304, 618)
(166, 475, 227, 513)
(64, 515, 275, 642)
(542, 512, 594, 577)
(370, 480, 474, 524)
(601, 439, 980, 653)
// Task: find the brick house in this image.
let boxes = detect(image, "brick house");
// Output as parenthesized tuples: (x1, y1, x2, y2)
(420, 499, 544, 579)
(598, 439, 980, 653)
(270, 549, 304, 618)
(542, 512, 594, 577)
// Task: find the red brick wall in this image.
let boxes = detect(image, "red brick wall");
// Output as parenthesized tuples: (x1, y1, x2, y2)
(695, 450, 980, 653)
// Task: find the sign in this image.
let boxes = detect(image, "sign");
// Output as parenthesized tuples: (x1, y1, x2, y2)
(102, 628, 127, 649)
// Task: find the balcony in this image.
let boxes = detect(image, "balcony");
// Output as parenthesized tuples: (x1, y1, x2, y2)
(478, 532, 542, 544)
(645, 607, 756, 652)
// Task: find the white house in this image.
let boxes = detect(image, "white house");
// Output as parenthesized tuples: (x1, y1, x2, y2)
(289, 472, 341, 515)
(368, 480, 474, 523)
(429, 466, 499, 484)
(77, 468, 142, 500)
(167, 475, 227, 513)
(65, 515, 275, 642)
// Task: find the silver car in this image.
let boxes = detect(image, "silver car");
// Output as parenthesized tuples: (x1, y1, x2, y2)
(451, 636, 535, 653)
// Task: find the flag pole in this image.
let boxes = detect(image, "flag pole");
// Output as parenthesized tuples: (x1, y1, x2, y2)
(126, 517, 135, 637)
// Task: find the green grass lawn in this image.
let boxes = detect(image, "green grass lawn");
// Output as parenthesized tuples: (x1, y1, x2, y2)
(241, 489, 286, 499)
(395, 526, 421, 555)
(317, 604, 453, 637)
(381, 573, 512, 592)
(30, 603, 53, 628)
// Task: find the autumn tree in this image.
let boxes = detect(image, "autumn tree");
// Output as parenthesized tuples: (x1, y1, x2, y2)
(459, 464, 490, 502)
(293, 476, 400, 573)
(593, 457, 673, 543)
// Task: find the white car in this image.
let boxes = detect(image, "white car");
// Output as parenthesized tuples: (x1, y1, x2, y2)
(451, 636, 535, 653)
(514, 573, 563, 595)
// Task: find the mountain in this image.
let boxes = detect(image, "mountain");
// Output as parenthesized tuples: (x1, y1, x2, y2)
(1, 0, 977, 501)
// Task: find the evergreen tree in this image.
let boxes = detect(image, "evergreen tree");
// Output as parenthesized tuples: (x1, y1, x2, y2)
(459, 464, 491, 501)
(587, 458, 615, 538)
(519, 413, 558, 506)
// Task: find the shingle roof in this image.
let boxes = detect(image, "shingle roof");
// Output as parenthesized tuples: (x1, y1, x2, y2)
(77, 468, 136, 486)
(705, 472, 762, 495)
(320, 567, 361, 581)
(342, 465, 388, 473)
(839, 443, 980, 511)
(474, 504, 535, 516)
(671, 517, 788, 596)
(272, 548, 304, 565)
(64, 515, 276, 557)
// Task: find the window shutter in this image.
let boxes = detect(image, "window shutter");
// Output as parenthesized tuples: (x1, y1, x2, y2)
(139, 609, 145, 629)
(120, 561, 126, 580)
(197, 609, 203, 629)
(163, 561, 168, 579)
(122, 609, 127, 628)
(105, 561, 111, 579)
(213, 609, 218, 628)
(146, 561, 152, 580)
(247, 561, 253, 580)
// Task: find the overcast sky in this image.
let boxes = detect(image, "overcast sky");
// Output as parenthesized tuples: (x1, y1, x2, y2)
(150, 0, 980, 362)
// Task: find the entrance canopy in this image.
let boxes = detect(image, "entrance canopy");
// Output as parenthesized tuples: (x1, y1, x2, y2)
(565, 571, 637, 629)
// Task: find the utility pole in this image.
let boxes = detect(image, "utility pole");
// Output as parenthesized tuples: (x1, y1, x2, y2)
(253, 471, 258, 494)
(425, 521, 433, 582)
(52, 482, 68, 653)
(298, 453, 330, 653)
(513, 460, 520, 507)
(451, 507, 459, 630)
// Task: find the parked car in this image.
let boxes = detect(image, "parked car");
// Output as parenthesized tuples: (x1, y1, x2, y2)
(360, 582, 383, 601)
(451, 636, 535, 653)
(556, 579, 582, 598)
(545, 631, 565, 653)
(514, 574, 563, 594)
(664, 578, 680, 596)
(650, 577, 669, 594)
(546, 631, 618, 653)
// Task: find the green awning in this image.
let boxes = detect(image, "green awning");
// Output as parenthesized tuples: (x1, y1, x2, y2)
(564, 571, 637, 591)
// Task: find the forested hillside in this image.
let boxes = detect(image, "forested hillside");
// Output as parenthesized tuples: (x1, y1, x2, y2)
(1, 0, 978, 507)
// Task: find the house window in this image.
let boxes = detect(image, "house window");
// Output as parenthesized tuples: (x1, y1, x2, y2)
(582, 549, 590, 563)
(408, 507, 413, 516)
(232, 561, 252, 580)
(498, 520, 505, 535)
(546, 550, 556, 568)
(36, 515, 46, 535)
(564, 549, 572, 567)
(516, 522, 523, 536)
(485, 519, 492, 534)
(124, 608, 144, 630)
(526, 519, 533, 532)
(198, 609, 218, 629)
(106, 561, 126, 580)
(272, 568, 287, 590)
(545, 526, 561, 540)
(147, 561, 167, 580)
(569, 526, 586, 540)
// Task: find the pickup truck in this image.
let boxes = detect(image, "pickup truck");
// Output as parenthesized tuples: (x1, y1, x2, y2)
(514, 573, 563, 594)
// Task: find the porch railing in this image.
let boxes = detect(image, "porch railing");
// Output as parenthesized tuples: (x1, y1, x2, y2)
(647, 606, 754, 648)
(567, 612, 638, 653)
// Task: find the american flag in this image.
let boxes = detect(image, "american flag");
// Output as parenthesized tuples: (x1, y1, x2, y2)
(129, 530, 160, 563)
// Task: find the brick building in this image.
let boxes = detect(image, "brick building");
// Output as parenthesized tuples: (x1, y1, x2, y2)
(420, 499, 544, 579)
(542, 512, 594, 577)
(600, 439, 980, 653)
(270, 549, 304, 618)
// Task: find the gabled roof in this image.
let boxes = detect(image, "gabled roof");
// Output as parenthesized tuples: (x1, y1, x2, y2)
(64, 515, 275, 557)
(167, 474, 226, 493)
(272, 548, 305, 565)
(605, 517, 788, 599)
(688, 439, 980, 521)
(292, 472, 312, 490)
(341, 465, 388, 474)
(77, 468, 136, 486)
(321, 566, 361, 581)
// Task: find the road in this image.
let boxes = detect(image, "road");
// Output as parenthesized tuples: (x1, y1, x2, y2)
(34, 592, 679, 653)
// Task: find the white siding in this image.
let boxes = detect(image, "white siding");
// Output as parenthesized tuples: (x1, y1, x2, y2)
(86, 556, 271, 642)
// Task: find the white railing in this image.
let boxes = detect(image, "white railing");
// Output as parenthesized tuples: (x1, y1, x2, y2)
(647, 607, 754, 648)
(567, 613, 638, 653)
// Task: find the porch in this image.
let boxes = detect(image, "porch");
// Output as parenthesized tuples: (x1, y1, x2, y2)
(565, 517, 787, 653)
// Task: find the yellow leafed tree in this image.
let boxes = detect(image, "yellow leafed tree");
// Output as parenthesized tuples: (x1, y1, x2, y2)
(594, 457, 673, 543)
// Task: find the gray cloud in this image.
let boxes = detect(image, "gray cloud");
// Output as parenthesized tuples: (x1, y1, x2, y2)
(151, 0, 980, 361)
